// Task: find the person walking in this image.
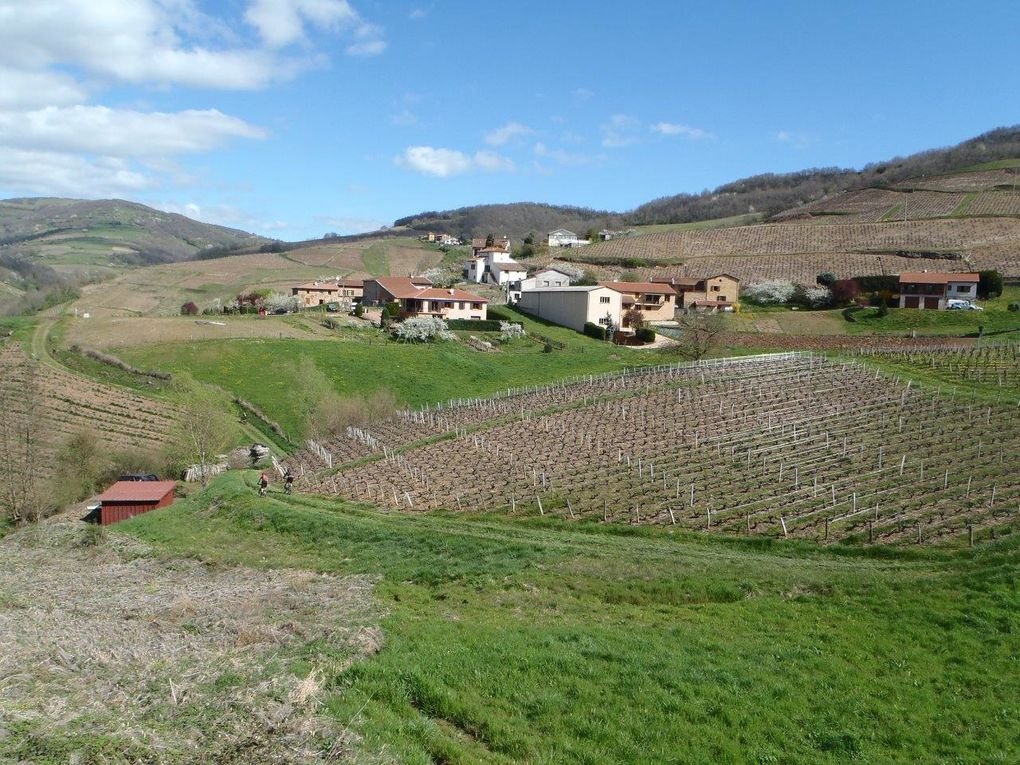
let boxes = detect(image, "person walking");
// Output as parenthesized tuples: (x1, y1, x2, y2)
(258, 471, 269, 496)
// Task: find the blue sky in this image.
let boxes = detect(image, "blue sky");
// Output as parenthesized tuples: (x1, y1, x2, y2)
(0, 1, 1018, 240)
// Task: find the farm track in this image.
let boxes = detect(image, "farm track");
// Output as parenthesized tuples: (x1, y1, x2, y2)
(291, 353, 1020, 547)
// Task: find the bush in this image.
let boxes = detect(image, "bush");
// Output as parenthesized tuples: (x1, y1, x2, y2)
(803, 285, 833, 308)
(876, 299, 889, 318)
(354, 303, 365, 317)
(180, 301, 199, 316)
(817, 272, 837, 288)
(583, 322, 607, 340)
(635, 327, 656, 343)
(831, 279, 861, 305)
(1008, 303, 1020, 313)
(543, 342, 554, 353)
(979, 270, 1003, 299)
(742, 280, 796, 305)
(393, 316, 453, 342)
(447, 319, 503, 331)
(499, 321, 526, 341)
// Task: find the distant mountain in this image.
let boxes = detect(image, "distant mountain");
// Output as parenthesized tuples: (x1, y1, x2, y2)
(0, 197, 268, 314)
(394, 125, 1020, 239)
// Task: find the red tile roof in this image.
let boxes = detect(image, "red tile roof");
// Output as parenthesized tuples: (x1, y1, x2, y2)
(96, 481, 176, 503)
(600, 281, 677, 295)
(370, 277, 430, 299)
(898, 272, 979, 285)
(416, 288, 489, 302)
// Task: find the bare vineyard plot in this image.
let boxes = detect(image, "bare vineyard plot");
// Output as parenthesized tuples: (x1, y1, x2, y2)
(0, 344, 179, 464)
(293, 353, 1020, 547)
(852, 343, 1020, 395)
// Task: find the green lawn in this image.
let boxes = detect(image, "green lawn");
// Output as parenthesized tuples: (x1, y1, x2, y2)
(845, 286, 1020, 337)
(118, 308, 658, 439)
(120, 472, 1020, 765)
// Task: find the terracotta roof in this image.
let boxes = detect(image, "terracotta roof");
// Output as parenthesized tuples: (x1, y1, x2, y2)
(96, 481, 176, 503)
(898, 272, 979, 285)
(417, 288, 489, 303)
(411, 276, 434, 285)
(370, 277, 430, 299)
(599, 281, 677, 295)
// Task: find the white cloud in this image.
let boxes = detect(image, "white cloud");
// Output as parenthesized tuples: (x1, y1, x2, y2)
(0, 66, 88, 109)
(0, 0, 384, 90)
(533, 142, 596, 166)
(0, 147, 154, 197)
(484, 122, 533, 146)
(395, 146, 514, 177)
(650, 122, 714, 140)
(0, 106, 265, 157)
(774, 129, 812, 148)
(244, 0, 359, 48)
(346, 38, 387, 56)
(160, 201, 289, 232)
(600, 114, 641, 148)
(409, 8, 427, 19)
(390, 109, 420, 127)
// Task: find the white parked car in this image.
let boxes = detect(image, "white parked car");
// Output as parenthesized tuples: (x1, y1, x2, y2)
(946, 299, 983, 311)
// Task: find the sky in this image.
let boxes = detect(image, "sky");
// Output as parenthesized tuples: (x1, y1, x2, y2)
(1, 0, 1019, 241)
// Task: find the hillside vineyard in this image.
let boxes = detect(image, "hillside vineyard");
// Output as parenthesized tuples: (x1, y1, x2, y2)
(290, 354, 1020, 546)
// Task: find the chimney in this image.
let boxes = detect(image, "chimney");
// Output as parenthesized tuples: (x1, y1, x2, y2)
(448, 288, 455, 295)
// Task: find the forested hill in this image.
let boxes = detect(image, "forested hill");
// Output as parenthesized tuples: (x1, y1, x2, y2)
(394, 125, 1020, 239)
(394, 202, 626, 243)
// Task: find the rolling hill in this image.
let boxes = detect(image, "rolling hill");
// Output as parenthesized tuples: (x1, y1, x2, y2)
(393, 125, 1020, 240)
(0, 197, 268, 314)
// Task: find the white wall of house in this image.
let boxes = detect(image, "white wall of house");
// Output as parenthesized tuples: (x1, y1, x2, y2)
(517, 286, 622, 332)
(463, 257, 486, 282)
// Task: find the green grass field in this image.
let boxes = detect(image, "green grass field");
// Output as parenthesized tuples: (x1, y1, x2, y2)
(118, 308, 658, 439)
(118, 472, 1020, 765)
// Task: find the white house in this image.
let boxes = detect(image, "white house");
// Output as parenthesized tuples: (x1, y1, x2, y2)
(463, 247, 524, 286)
(547, 229, 588, 248)
(508, 268, 573, 302)
(517, 286, 622, 333)
(488, 259, 527, 287)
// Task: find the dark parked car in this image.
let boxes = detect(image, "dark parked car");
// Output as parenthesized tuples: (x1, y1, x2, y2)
(119, 473, 158, 482)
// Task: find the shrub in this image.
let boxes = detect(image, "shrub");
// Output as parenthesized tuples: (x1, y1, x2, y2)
(583, 322, 607, 340)
(979, 270, 1003, 299)
(499, 321, 526, 341)
(543, 342, 554, 353)
(393, 316, 453, 342)
(635, 327, 656, 343)
(876, 299, 889, 317)
(742, 280, 796, 305)
(447, 319, 503, 331)
(1008, 303, 1020, 313)
(803, 285, 833, 308)
(180, 301, 199, 316)
(831, 279, 861, 305)
(354, 303, 365, 317)
(816, 272, 837, 288)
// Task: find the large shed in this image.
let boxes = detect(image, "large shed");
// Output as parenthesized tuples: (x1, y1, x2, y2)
(94, 481, 177, 525)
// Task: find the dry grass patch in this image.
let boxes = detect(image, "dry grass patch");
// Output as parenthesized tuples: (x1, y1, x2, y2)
(0, 518, 381, 764)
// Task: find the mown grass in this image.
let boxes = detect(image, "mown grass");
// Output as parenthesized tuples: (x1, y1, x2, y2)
(121, 472, 1020, 765)
(845, 286, 1020, 337)
(118, 307, 656, 438)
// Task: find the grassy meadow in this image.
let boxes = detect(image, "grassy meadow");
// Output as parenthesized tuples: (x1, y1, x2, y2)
(118, 472, 1020, 765)
(118, 307, 661, 439)
(844, 286, 1020, 337)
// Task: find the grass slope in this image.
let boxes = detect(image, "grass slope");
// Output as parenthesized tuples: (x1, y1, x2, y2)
(845, 286, 1020, 337)
(122, 472, 1020, 765)
(118, 308, 657, 438)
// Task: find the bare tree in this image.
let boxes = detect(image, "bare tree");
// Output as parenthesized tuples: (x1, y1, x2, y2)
(172, 376, 237, 486)
(0, 358, 46, 523)
(668, 311, 725, 361)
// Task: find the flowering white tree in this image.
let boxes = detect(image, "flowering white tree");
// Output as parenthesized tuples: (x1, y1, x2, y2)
(499, 321, 526, 341)
(803, 286, 833, 308)
(393, 316, 454, 342)
(742, 280, 797, 305)
(265, 292, 301, 312)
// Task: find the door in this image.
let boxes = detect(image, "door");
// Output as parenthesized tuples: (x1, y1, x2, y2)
(923, 297, 940, 309)
(903, 296, 919, 308)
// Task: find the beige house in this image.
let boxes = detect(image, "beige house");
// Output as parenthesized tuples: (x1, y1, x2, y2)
(517, 286, 622, 332)
(292, 278, 364, 307)
(362, 277, 488, 320)
(654, 274, 740, 309)
(599, 281, 677, 324)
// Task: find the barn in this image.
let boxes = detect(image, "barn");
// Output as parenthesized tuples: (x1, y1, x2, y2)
(92, 481, 177, 525)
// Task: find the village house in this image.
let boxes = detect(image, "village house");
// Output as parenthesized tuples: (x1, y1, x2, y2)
(517, 285, 622, 332)
(362, 277, 488, 320)
(508, 267, 574, 302)
(463, 245, 524, 286)
(599, 281, 677, 324)
(292, 277, 364, 307)
(653, 274, 741, 309)
(897, 272, 980, 309)
(471, 236, 510, 255)
(547, 229, 589, 248)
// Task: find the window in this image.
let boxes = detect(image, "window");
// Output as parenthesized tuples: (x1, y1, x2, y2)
(711, 285, 720, 292)
(599, 296, 611, 304)
(598, 317, 610, 325)
(718, 295, 727, 301)
(472, 302, 481, 309)
(543, 280, 550, 286)
(956, 285, 972, 293)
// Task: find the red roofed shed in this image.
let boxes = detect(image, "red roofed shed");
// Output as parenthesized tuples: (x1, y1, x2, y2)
(95, 481, 177, 525)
